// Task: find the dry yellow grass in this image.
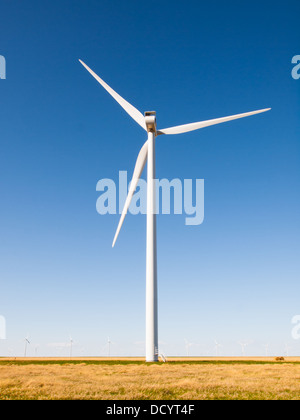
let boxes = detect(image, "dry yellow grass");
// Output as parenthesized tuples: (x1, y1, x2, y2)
(0, 358, 300, 400)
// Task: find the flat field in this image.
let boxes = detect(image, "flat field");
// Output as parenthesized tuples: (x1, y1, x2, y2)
(0, 357, 300, 400)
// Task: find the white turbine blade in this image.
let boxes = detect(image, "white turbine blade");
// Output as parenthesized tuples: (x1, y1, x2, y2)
(112, 140, 148, 247)
(157, 108, 271, 135)
(79, 60, 146, 131)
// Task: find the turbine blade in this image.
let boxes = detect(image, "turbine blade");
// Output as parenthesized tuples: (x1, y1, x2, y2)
(112, 140, 148, 247)
(79, 60, 146, 131)
(157, 108, 271, 135)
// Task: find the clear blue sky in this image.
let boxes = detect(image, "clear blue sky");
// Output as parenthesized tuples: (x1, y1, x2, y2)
(0, 0, 299, 357)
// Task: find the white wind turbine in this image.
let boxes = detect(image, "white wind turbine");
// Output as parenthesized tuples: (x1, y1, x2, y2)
(79, 59, 271, 362)
(34, 345, 39, 357)
(214, 340, 222, 357)
(69, 336, 74, 358)
(238, 341, 248, 357)
(284, 343, 292, 357)
(184, 339, 193, 357)
(107, 337, 111, 357)
(101, 337, 115, 357)
(106, 337, 114, 357)
(263, 343, 270, 357)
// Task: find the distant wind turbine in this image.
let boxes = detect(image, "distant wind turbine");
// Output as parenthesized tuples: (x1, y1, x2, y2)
(107, 337, 112, 357)
(8, 347, 14, 357)
(263, 343, 269, 357)
(238, 341, 248, 357)
(284, 343, 292, 357)
(79, 59, 271, 362)
(214, 340, 222, 357)
(69, 336, 74, 358)
(184, 339, 193, 357)
(24, 336, 30, 357)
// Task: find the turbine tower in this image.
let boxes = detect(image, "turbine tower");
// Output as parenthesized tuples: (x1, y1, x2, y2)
(69, 335, 73, 358)
(107, 337, 113, 357)
(79, 59, 271, 362)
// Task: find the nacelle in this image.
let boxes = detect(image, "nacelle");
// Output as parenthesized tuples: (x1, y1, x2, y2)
(145, 111, 157, 133)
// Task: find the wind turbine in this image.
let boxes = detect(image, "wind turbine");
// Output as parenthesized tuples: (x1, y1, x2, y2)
(214, 340, 222, 357)
(79, 59, 271, 362)
(107, 337, 112, 357)
(284, 343, 292, 357)
(238, 341, 248, 357)
(263, 343, 269, 357)
(24, 336, 30, 357)
(34, 345, 39, 357)
(184, 339, 193, 357)
(69, 336, 74, 358)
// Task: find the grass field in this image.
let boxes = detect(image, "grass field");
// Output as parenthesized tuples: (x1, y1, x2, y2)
(0, 357, 300, 400)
